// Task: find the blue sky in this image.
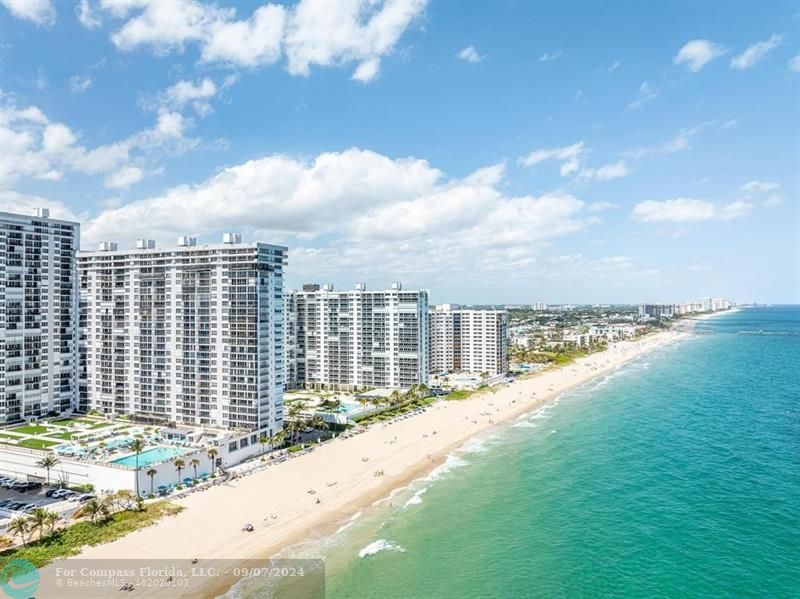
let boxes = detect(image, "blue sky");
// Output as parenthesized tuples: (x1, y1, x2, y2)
(1, 0, 798, 304)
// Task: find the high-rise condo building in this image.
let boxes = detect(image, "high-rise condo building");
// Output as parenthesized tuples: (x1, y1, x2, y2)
(78, 234, 287, 435)
(285, 283, 429, 391)
(1, 208, 80, 424)
(429, 305, 509, 376)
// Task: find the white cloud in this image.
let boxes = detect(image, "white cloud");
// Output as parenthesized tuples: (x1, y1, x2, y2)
(0, 102, 198, 188)
(628, 81, 658, 109)
(763, 196, 782, 207)
(69, 75, 94, 94)
(75, 0, 101, 28)
(0, 190, 80, 221)
(674, 40, 726, 72)
(623, 121, 717, 159)
(587, 201, 620, 212)
(788, 55, 800, 73)
(352, 58, 380, 83)
(202, 4, 285, 67)
(101, 0, 426, 83)
(147, 78, 218, 116)
(607, 60, 621, 72)
(457, 46, 484, 63)
(731, 34, 782, 70)
(538, 50, 562, 62)
(105, 166, 145, 189)
(518, 142, 585, 176)
(632, 198, 752, 223)
(740, 180, 779, 195)
(578, 161, 630, 181)
(1, 0, 55, 26)
(74, 149, 593, 281)
(716, 200, 753, 220)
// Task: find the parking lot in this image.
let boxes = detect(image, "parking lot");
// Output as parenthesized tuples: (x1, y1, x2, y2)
(0, 478, 85, 529)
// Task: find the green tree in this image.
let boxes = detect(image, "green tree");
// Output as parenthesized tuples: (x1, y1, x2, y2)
(77, 498, 109, 523)
(207, 448, 218, 476)
(29, 507, 51, 540)
(173, 458, 186, 484)
(190, 458, 200, 479)
(146, 468, 157, 495)
(8, 516, 30, 545)
(259, 434, 269, 454)
(270, 430, 286, 449)
(130, 437, 146, 497)
(37, 454, 60, 485)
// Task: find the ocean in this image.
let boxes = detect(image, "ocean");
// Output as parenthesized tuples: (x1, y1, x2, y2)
(234, 306, 800, 599)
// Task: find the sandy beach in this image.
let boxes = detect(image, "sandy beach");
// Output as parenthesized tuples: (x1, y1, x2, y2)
(38, 329, 688, 598)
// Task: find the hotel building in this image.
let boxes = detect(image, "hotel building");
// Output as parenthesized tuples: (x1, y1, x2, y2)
(429, 305, 510, 376)
(285, 283, 429, 391)
(78, 234, 287, 435)
(0, 208, 80, 424)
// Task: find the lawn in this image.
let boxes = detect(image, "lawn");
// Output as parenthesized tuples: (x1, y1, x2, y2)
(18, 438, 60, 450)
(88, 421, 114, 429)
(0, 502, 183, 568)
(9, 424, 50, 435)
(44, 431, 74, 441)
(0, 432, 22, 440)
(445, 389, 476, 401)
(51, 418, 83, 427)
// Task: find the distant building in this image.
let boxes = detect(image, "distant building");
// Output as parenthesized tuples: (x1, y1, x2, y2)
(1, 208, 80, 423)
(78, 234, 287, 435)
(530, 303, 548, 311)
(638, 304, 675, 319)
(429, 305, 509, 376)
(285, 282, 429, 391)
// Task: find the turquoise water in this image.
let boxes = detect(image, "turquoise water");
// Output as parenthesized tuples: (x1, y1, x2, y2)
(111, 446, 185, 467)
(237, 307, 800, 598)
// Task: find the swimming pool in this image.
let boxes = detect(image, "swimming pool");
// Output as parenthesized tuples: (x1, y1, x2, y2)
(111, 446, 186, 468)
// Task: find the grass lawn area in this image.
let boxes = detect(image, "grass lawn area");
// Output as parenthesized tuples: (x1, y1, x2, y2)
(44, 431, 74, 441)
(445, 389, 476, 401)
(51, 418, 83, 427)
(0, 432, 22, 440)
(0, 502, 183, 568)
(9, 424, 50, 435)
(89, 422, 114, 429)
(18, 438, 60, 449)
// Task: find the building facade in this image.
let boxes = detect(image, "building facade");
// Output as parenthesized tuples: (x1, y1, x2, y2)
(429, 305, 509, 376)
(0, 209, 80, 424)
(78, 234, 286, 435)
(285, 283, 429, 391)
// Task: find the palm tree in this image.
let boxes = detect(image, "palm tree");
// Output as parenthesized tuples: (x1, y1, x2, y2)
(29, 507, 50, 540)
(45, 510, 59, 535)
(8, 516, 30, 545)
(190, 458, 200, 479)
(146, 468, 157, 495)
(270, 431, 286, 450)
(37, 454, 60, 485)
(173, 458, 185, 484)
(130, 437, 146, 497)
(77, 498, 108, 524)
(259, 434, 269, 454)
(117, 489, 136, 511)
(207, 448, 218, 476)
(310, 415, 328, 431)
(417, 383, 429, 399)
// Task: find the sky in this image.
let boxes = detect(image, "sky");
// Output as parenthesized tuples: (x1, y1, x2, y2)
(1, 0, 798, 304)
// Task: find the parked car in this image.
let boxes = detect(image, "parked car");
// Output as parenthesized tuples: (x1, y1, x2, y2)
(7, 502, 25, 511)
(0, 499, 12, 507)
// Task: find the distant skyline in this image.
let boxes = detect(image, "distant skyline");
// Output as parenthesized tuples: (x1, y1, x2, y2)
(1, 0, 798, 304)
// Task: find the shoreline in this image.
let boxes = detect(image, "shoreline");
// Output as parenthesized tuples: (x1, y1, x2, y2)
(37, 329, 689, 598)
